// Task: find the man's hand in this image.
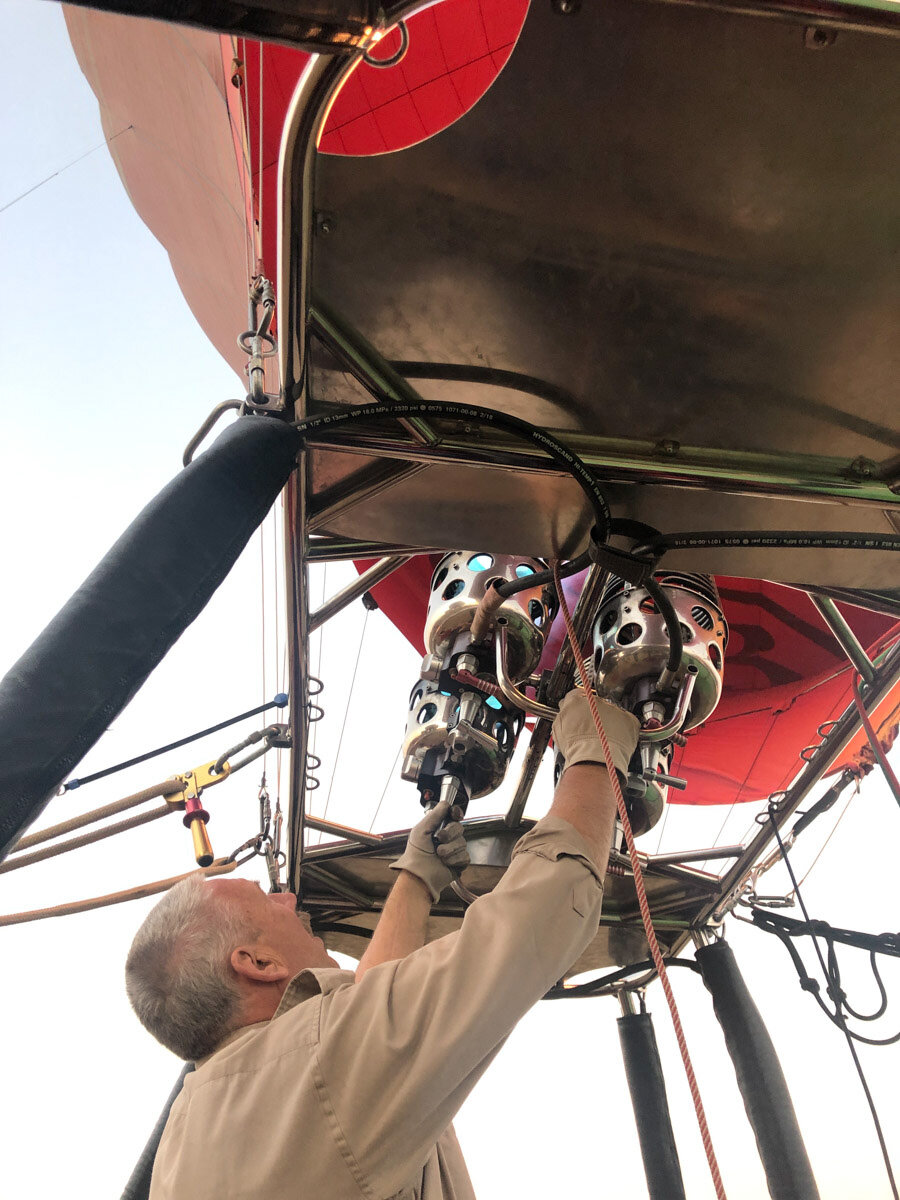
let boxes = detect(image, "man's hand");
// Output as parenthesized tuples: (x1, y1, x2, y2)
(552, 689, 640, 782)
(390, 800, 469, 903)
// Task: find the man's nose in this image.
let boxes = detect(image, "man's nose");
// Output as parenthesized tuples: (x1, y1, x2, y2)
(271, 890, 298, 909)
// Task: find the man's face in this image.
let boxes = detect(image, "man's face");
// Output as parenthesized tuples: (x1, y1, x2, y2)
(207, 878, 339, 975)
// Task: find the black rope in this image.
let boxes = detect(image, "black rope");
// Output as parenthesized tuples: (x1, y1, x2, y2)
(61, 693, 288, 791)
(765, 807, 899, 1198)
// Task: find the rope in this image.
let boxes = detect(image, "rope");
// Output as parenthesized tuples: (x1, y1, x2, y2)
(11, 779, 182, 853)
(552, 560, 728, 1200)
(0, 805, 173, 875)
(0, 858, 238, 927)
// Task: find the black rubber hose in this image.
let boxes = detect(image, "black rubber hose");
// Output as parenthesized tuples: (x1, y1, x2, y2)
(494, 551, 591, 598)
(295, 401, 611, 540)
(644, 576, 684, 675)
(644, 530, 900, 555)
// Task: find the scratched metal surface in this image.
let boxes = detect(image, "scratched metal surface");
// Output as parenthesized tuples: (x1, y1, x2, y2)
(307, 0, 899, 586)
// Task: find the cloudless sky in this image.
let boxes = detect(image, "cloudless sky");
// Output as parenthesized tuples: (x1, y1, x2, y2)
(1, 4, 898, 1197)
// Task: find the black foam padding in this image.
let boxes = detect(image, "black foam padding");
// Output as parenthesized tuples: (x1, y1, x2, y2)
(697, 940, 820, 1200)
(0, 416, 300, 861)
(617, 1010, 686, 1200)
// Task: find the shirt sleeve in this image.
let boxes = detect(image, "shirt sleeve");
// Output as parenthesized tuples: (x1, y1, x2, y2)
(315, 814, 604, 1197)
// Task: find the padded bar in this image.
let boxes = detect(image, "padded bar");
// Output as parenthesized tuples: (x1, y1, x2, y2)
(0, 416, 300, 860)
(617, 1011, 686, 1200)
(696, 940, 820, 1200)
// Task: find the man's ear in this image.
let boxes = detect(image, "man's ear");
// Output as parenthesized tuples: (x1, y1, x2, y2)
(230, 945, 292, 984)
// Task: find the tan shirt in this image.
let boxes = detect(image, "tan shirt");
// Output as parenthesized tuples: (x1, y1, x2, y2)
(149, 816, 605, 1200)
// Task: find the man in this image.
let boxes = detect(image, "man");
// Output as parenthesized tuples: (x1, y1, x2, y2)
(126, 690, 639, 1198)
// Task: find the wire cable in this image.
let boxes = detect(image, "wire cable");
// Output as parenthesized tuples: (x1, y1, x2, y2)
(368, 746, 402, 833)
(767, 810, 899, 1198)
(59, 694, 289, 791)
(321, 607, 370, 824)
(553, 561, 727, 1199)
(1, 125, 133, 215)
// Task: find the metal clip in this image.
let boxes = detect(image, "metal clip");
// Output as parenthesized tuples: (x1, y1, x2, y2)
(166, 759, 233, 866)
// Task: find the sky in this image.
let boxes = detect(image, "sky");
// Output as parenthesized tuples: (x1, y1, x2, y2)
(1, 3, 898, 1197)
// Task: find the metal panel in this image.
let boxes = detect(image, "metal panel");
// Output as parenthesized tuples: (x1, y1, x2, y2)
(308, 0, 899, 584)
(298, 817, 718, 973)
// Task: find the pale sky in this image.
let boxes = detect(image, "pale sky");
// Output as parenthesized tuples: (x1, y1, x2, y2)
(1, 4, 898, 1197)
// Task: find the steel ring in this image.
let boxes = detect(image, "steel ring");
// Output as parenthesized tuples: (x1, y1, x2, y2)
(363, 20, 409, 69)
(238, 330, 278, 355)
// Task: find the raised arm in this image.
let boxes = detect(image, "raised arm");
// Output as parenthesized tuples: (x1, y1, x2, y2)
(355, 800, 467, 982)
(318, 692, 639, 1197)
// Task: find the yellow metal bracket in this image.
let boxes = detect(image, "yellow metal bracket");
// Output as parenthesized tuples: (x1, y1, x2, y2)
(166, 759, 233, 867)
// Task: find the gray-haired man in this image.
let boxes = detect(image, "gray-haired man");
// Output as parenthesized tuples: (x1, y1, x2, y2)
(126, 691, 639, 1199)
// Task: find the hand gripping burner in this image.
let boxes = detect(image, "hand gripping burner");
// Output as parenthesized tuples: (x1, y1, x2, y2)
(588, 570, 728, 832)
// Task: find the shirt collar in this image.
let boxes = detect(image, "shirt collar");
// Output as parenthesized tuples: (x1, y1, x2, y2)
(201, 967, 354, 1063)
(274, 966, 356, 1018)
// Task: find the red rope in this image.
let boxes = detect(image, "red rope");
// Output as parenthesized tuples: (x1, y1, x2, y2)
(552, 561, 728, 1200)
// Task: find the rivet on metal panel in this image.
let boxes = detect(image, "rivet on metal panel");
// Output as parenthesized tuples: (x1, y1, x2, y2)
(551, 0, 580, 13)
(315, 211, 335, 236)
(803, 26, 837, 49)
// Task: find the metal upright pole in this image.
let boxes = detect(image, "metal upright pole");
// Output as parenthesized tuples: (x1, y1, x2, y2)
(616, 992, 686, 1200)
(695, 939, 820, 1200)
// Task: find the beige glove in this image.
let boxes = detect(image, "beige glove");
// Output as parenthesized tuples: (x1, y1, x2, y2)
(552, 689, 640, 781)
(390, 800, 469, 902)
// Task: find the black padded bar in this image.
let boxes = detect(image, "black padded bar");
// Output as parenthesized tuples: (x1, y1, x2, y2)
(617, 1010, 686, 1200)
(0, 416, 300, 861)
(696, 940, 820, 1200)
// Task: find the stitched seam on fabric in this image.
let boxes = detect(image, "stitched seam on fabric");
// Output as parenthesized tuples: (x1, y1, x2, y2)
(313, 1054, 374, 1200)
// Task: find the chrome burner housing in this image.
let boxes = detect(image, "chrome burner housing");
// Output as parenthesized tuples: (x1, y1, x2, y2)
(401, 678, 523, 799)
(423, 551, 549, 682)
(591, 572, 728, 729)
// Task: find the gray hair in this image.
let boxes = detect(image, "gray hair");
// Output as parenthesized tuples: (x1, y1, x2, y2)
(125, 875, 257, 1061)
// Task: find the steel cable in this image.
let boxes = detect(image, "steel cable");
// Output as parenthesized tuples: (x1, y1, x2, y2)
(553, 560, 728, 1200)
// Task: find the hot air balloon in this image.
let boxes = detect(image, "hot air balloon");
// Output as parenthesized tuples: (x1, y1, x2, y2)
(2, 1, 898, 1195)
